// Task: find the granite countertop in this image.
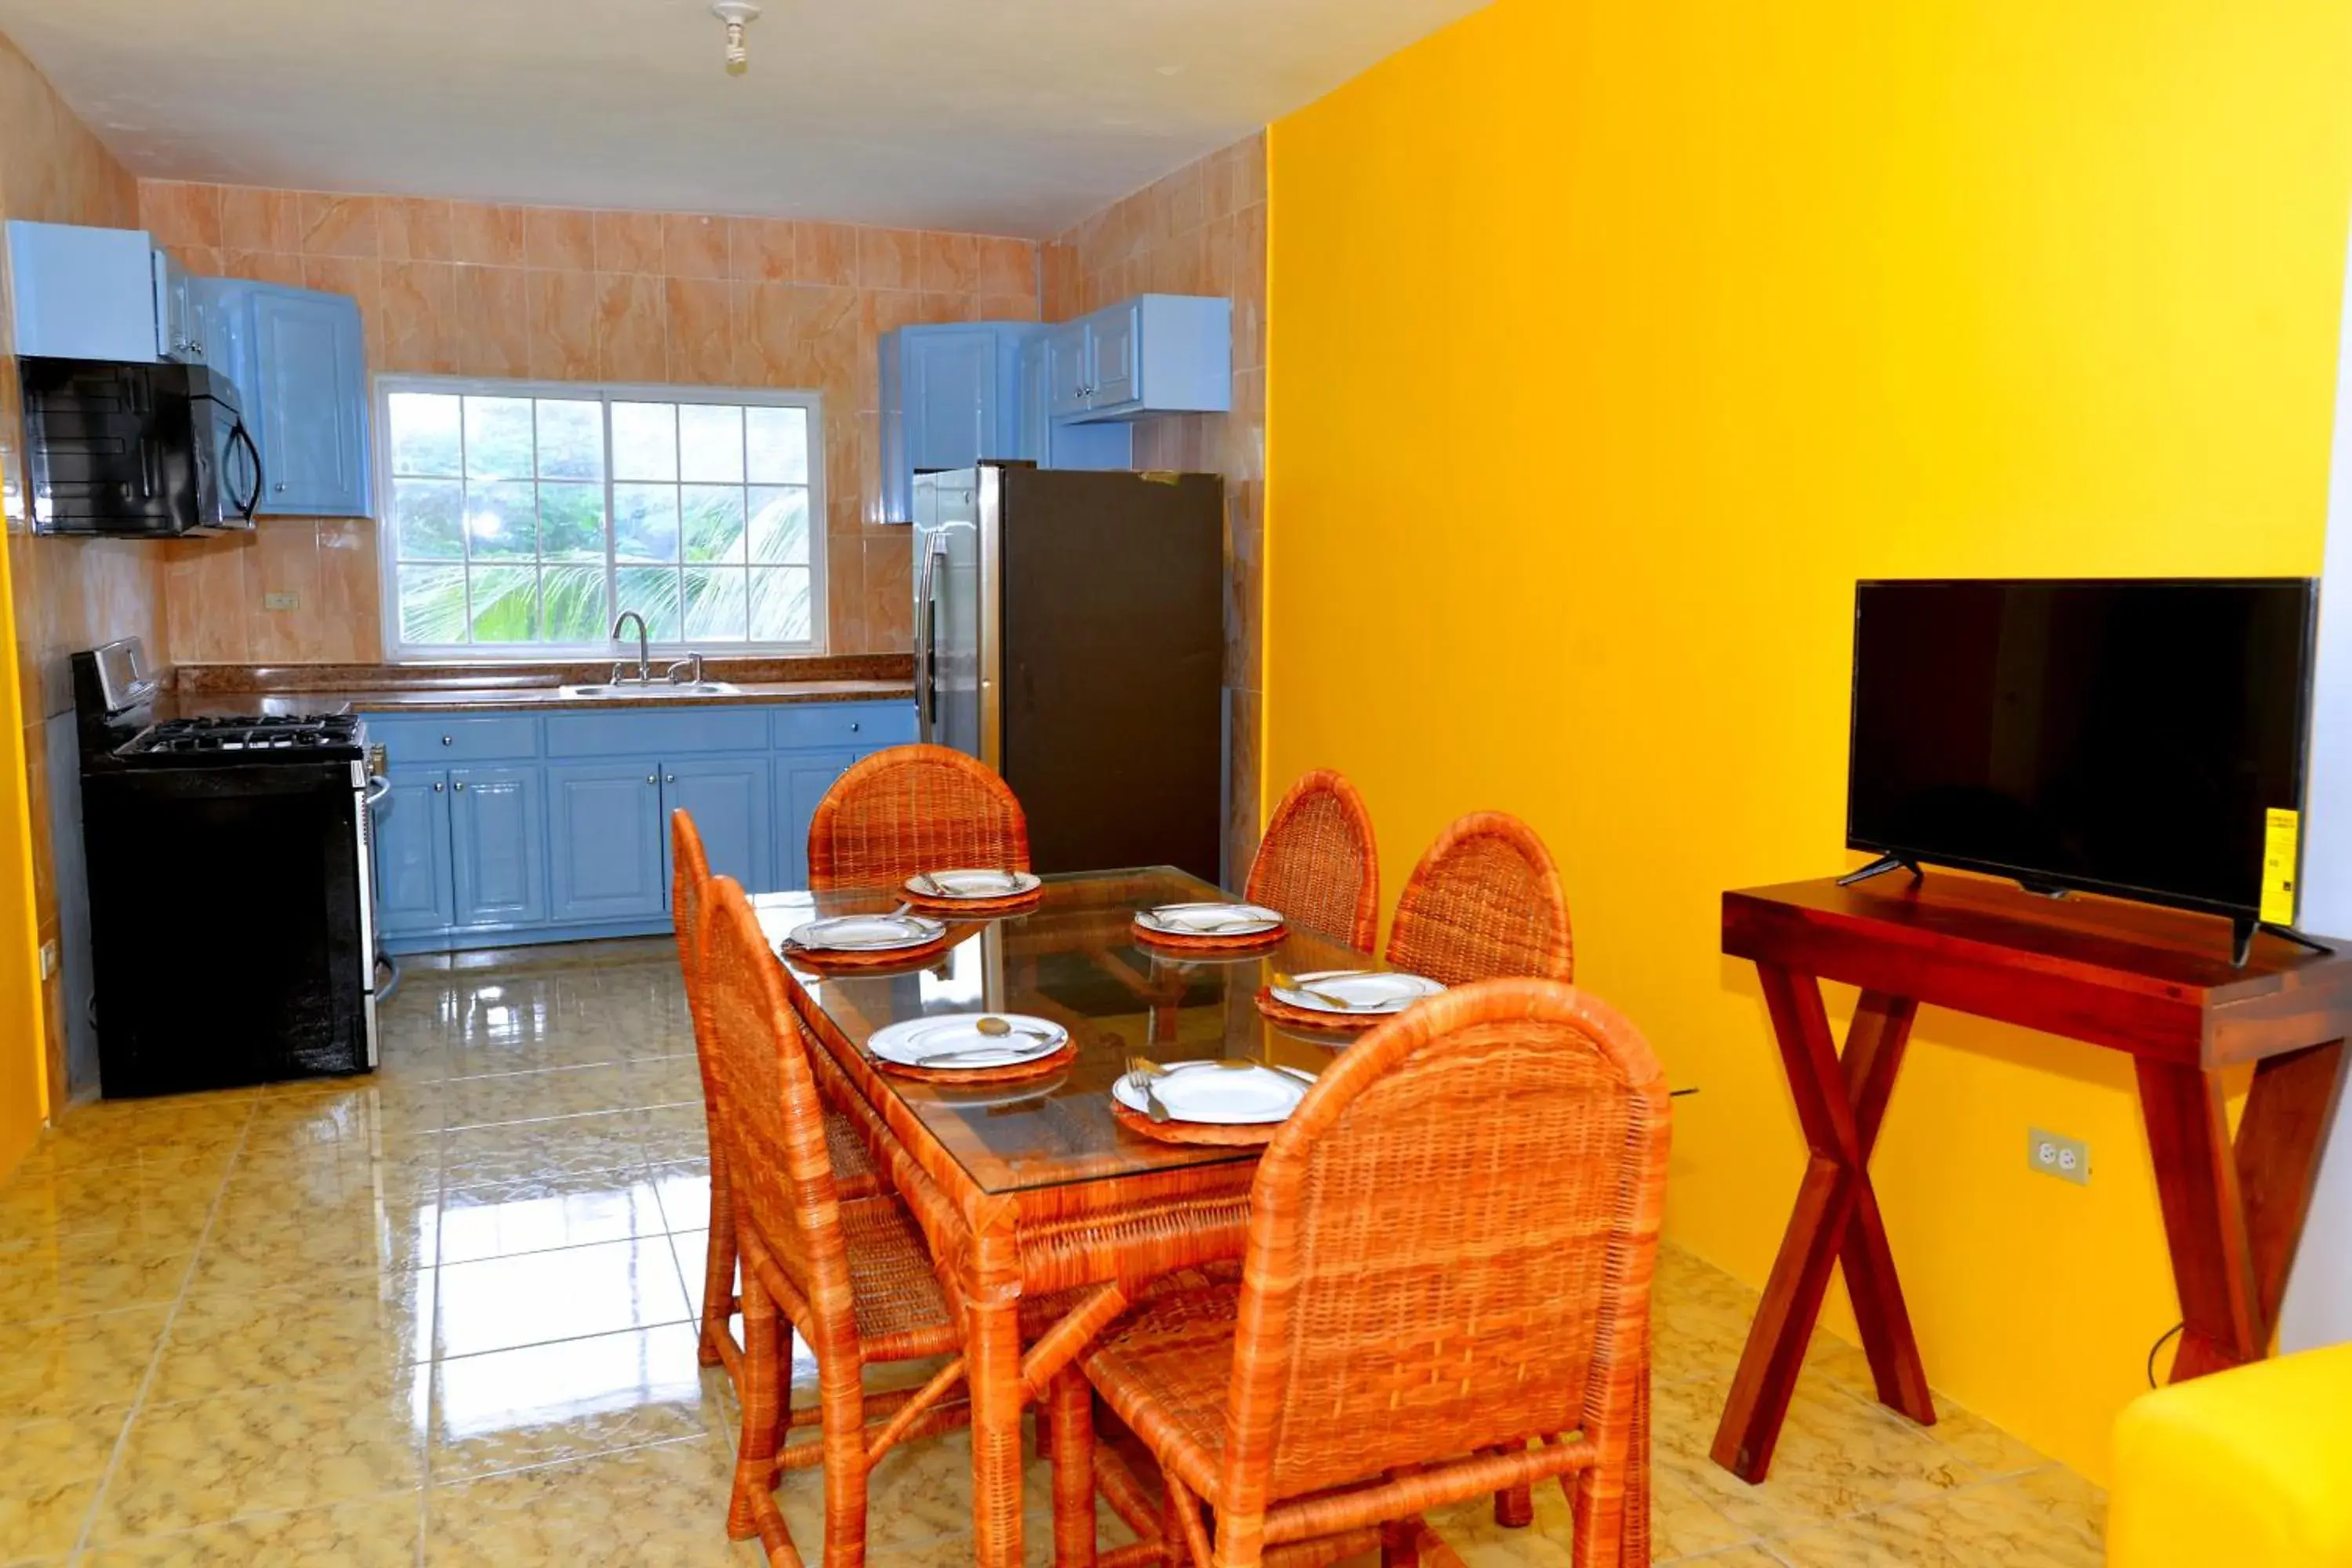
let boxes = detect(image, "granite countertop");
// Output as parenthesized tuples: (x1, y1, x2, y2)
(169, 656, 915, 717)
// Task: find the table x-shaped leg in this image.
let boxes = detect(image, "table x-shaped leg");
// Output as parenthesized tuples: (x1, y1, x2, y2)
(1711, 967, 1936, 1482)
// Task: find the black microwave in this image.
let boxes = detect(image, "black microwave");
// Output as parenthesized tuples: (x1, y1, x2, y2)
(20, 359, 261, 537)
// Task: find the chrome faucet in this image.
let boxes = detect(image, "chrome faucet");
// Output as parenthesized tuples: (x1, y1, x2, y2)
(611, 612, 652, 685)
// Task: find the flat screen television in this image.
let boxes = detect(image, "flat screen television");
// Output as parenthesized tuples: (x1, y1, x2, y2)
(1846, 578, 2318, 944)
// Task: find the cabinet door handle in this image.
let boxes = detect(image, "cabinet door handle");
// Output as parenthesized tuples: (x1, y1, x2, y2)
(848, 720, 860, 733)
(664, 773, 676, 784)
(432, 781, 445, 793)
(452, 781, 466, 793)
(273, 481, 289, 493)
(441, 735, 453, 746)
(647, 774, 659, 786)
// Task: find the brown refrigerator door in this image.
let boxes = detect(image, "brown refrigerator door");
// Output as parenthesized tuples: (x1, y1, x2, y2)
(996, 466, 1225, 883)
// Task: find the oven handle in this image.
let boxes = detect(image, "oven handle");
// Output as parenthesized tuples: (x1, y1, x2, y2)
(363, 774, 392, 810)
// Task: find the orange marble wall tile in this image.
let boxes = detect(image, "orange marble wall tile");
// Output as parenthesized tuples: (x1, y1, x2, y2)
(378, 261, 460, 374)
(727, 218, 794, 283)
(858, 228, 922, 291)
(731, 282, 809, 389)
(454, 267, 530, 378)
(796, 223, 858, 287)
(219, 186, 299, 253)
(527, 270, 599, 381)
(862, 535, 913, 650)
(664, 277, 735, 385)
(314, 518, 383, 660)
(524, 207, 593, 271)
(595, 272, 667, 381)
(162, 535, 252, 663)
(975, 235, 1036, 297)
(299, 192, 378, 257)
(140, 180, 222, 249)
(825, 538, 866, 652)
(918, 231, 978, 294)
(664, 214, 729, 281)
(449, 201, 525, 267)
(221, 249, 304, 287)
(380, 197, 455, 262)
(594, 210, 664, 274)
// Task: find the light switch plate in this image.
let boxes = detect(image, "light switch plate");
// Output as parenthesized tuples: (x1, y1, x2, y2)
(2029, 1127, 2091, 1185)
(263, 591, 300, 612)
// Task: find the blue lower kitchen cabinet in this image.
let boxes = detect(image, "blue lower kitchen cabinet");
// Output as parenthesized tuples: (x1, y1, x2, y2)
(366, 699, 913, 954)
(375, 771, 455, 936)
(664, 757, 772, 891)
(450, 767, 546, 928)
(777, 750, 858, 890)
(546, 762, 667, 923)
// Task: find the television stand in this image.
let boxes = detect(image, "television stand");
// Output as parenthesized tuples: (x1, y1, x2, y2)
(1835, 852, 1919, 888)
(1710, 872, 2352, 1484)
(2230, 918, 2336, 968)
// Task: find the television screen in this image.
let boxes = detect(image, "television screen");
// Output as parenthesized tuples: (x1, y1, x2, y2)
(1847, 578, 2317, 920)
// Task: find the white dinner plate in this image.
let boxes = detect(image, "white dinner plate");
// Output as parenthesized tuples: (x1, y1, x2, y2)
(906, 869, 1042, 899)
(1133, 902, 1284, 938)
(1269, 969, 1445, 1017)
(1111, 1061, 1314, 1125)
(867, 1013, 1069, 1072)
(784, 913, 947, 953)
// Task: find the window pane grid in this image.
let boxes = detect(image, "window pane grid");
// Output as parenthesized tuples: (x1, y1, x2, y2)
(383, 380, 820, 655)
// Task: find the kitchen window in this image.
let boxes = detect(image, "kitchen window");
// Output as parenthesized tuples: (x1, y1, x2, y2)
(375, 377, 824, 657)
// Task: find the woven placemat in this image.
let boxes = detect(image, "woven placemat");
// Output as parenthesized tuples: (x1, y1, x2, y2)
(1131, 918, 1288, 953)
(1253, 987, 1390, 1033)
(1111, 1102, 1278, 1146)
(779, 935, 956, 972)
(869, 1038, 1078, 1085)
(902, 890, 1045, 917)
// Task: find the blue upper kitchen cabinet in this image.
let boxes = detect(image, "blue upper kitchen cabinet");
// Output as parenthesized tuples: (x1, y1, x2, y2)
(205, 280, 372, 517)
(1017, 332, 1132, 471)
(1046, 295, 1232, 422)
(878, 322, 1031, 524)
(5, 220, 167, 362)
(449, 766, 547, 929)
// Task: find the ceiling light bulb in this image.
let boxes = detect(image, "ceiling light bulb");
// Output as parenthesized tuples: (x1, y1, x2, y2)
(711, 0, 760, 74)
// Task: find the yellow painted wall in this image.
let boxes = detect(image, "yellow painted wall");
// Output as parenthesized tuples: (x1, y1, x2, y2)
(1265, 0, 2352, 1479)
(0, 536, 49, 1177)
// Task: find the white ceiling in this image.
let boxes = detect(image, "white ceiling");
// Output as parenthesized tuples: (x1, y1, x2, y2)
(0, 0, 1488, 237)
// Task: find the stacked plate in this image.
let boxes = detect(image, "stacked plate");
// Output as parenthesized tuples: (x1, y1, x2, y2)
(785, 913, 948, 955)
(1112, 1060, 1314, 1125)
(906, 869, 1042, 900)
(868, 1014, 1070, 1073)
(1268, 969, 1445, 1018)
(1132, 902, 1284, 941)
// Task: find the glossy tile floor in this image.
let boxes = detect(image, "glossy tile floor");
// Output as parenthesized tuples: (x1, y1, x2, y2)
(0, 940, 2107, 1566)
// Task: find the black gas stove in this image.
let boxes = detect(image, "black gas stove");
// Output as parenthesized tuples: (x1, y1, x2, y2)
(71, 639, 379, 1097)
(119, 712, 365, 763)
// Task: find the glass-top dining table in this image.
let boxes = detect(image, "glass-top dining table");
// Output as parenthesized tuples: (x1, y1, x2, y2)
(750, 865, 1388, 1568)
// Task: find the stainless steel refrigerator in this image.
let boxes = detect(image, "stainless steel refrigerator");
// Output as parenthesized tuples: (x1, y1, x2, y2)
(913, 462, 1225, 882)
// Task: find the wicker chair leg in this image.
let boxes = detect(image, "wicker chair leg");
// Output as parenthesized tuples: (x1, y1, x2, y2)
(1048, 1368, 1098, 1568)
(702, 1145, 739, 1369)
(1487, 1443, 1534, 1528)
(731, 1270, 784, 1545)
(1160, 1463, 1214, 1568)
(1378, 1519, 1421, 1568)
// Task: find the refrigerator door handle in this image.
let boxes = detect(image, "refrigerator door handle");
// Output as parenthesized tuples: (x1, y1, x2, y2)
(913, 536, 946, 742)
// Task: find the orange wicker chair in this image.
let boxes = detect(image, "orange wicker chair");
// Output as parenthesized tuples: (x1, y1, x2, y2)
(1244, 770, 1380, 950)
(670, 809, 880, 1377)
(807, 743, 1030, 891)
(1385, 811, 1573, 986)
(1064, 978, 1671, 1568)
(698, 872, 980, 1564)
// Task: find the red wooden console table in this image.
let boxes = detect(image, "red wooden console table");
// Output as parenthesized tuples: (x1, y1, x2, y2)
(1711, 872, 2352, 1483)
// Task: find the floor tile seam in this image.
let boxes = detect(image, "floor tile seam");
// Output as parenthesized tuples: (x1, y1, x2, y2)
(417, 1429, 720, 1494)
(67, 1112, 256, 1559)
(437, 1158, 655, 1202)
(436, 1222, 688, 1270)
(434, 1100, 698, 1136)
(431, 1306, 702, 1367)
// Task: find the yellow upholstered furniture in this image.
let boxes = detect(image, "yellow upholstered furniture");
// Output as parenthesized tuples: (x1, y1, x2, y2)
(2107, 1342, 2352, 1566)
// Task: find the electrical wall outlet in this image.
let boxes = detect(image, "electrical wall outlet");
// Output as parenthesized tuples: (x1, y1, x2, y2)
(263, 591, 301, 612)
(2029, 1127, 2091, 1185)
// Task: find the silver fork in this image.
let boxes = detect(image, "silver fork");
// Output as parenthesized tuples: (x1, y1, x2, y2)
(1123, 1056, 1173, 1124)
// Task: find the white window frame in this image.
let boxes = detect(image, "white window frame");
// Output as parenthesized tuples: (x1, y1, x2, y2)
(373, 374, 828, 662)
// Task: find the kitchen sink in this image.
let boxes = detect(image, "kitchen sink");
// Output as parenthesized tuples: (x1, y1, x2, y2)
(560, 681, 742, 699)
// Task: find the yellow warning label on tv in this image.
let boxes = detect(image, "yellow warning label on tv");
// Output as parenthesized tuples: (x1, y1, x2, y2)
(2262, 808, 2300, 927)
